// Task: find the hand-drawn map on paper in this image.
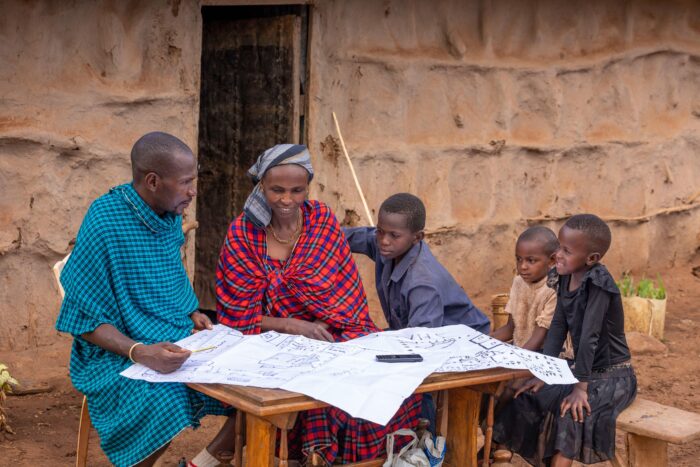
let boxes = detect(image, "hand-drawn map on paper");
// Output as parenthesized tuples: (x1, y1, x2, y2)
(121, 324, 577, 425)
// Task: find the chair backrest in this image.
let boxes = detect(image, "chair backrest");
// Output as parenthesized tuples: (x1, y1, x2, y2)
(53, 253, 71, 299)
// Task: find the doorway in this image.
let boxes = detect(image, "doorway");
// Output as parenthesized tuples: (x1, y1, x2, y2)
(195, 5, 308, 311)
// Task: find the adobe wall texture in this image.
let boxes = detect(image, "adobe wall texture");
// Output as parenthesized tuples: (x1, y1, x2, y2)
(1, 0, 698, 349)
(0, 0, 203, 350)
(307, 0, 700, 326)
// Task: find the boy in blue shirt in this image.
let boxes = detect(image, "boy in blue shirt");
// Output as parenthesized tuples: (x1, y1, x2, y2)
(344, 193, 490, 334)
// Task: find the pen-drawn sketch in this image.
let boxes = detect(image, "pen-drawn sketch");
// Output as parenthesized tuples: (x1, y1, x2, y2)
(469, 333, 503, 350)
(121, 324, 578, 426)
(396, 332, 457, 352)
(259, 353, 322, 369)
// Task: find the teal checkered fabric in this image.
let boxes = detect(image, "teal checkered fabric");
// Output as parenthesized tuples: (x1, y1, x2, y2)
(56, 183, 229, 466)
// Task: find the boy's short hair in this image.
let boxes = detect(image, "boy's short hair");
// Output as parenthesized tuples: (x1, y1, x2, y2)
(517, 226, 559, 256)
(564, 214, 612, 257)
(379, 193, 426, 233)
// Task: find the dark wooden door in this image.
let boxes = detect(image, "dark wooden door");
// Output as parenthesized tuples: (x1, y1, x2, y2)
(196, 9, 302, 310)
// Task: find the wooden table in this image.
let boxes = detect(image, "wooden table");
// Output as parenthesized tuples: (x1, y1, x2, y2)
(189, 367, 530, 467)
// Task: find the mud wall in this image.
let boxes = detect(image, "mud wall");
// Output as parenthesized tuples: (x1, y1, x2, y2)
(0, 0, 202, 350)
(307, 0, 700, 325)
(1, 0, 699, 350)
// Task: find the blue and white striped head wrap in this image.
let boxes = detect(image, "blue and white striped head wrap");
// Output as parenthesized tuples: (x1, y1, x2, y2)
(243, 144, 314, 228)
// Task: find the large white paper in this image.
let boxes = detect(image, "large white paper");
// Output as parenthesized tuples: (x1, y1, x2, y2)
(121, 325, 246, 383)
(121, 324, 577, 425)
(431, 327, 576, 384)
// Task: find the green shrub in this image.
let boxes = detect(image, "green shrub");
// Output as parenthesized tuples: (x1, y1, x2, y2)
(617, 274, 666, 300)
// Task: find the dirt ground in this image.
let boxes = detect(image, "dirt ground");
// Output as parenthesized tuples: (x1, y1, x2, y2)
(1, 267, 698, 466)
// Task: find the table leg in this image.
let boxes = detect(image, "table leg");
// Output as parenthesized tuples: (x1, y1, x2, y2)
(246, 413, 276, 467)
(482, 393, 495, 467)
(444, 387, 481, 467)
(279, 427, 289, 467)
(435, 390, 449, 437)
(234, 412, 245, 467)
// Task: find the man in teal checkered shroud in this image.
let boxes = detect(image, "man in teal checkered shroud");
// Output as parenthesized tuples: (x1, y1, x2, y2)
(56, 132, 235, 467)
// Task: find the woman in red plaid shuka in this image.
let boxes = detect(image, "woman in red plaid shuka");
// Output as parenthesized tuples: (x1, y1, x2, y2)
(216, 144, 422, 464)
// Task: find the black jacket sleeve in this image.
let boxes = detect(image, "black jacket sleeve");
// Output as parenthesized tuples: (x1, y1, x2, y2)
(542, 299, 568, 358)
(571, 285, 611, 381)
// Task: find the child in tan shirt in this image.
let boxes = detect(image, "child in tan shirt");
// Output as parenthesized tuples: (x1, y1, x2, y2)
(491, 226, 565, 353)
(487, 225, 569, 438)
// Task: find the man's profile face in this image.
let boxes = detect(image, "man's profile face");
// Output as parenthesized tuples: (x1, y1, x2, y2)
(152, 150, 197, 216)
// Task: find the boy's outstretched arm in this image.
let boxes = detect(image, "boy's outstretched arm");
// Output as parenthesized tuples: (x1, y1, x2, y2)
(342, 226, 378, 261)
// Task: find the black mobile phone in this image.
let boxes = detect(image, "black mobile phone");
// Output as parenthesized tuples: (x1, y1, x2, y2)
(375, 354, 424, 363)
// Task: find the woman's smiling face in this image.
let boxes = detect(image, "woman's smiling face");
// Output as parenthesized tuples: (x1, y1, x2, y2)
(261, 164, 309, 221)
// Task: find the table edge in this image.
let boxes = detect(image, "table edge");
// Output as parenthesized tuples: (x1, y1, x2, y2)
(188, 368, 531, 417)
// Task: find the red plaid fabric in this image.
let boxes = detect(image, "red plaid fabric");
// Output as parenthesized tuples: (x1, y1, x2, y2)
(216, 200, 378, 339)
(286, 396, 423, 464)
(216, 200, 422, 463)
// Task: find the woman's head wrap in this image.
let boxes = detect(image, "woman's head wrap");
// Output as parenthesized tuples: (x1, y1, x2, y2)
(243, 144, 313, 228)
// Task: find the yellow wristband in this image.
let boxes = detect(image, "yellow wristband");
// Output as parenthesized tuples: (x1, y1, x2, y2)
(128, 342, 144, 363)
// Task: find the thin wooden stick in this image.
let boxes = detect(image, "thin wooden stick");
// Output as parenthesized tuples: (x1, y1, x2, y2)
(332, 112, 375, 226)
(525, 201, 700, 225)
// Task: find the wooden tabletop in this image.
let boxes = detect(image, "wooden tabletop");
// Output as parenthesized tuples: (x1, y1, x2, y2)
(188, 367, 530, 417)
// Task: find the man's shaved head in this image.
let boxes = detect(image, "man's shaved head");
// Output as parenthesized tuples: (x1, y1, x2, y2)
(131, 132, 194, 181)
(129, 132, 197, 216)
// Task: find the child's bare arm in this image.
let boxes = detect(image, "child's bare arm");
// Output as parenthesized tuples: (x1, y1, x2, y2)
(490, 315, 514, 342)
(521, 325, 548, 352)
